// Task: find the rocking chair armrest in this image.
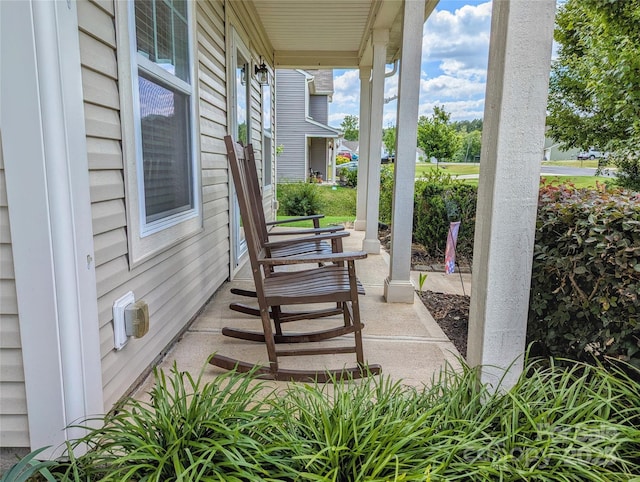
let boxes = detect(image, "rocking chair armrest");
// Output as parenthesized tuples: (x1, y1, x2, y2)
(263, 231, 349, 249)
(259, 250, 367, 266)
(267, 225, 345, 236)
(266, 214, 324, 227)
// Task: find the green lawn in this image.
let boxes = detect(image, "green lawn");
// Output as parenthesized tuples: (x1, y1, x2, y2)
(539, 175, 605, 189)
(276, 184, 356, 227)
(275, 215, 354, 228)
(275, 170, 605, 226)
(416, 162, 480, 177)
(542, 159, 599, 168)
(414, 163, 605, 189)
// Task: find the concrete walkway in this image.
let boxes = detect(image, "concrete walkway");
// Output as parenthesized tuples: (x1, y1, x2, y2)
(134, 229, 469, 396)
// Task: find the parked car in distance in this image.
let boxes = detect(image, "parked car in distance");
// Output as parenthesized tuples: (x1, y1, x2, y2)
(577, 148, 607, 160)
(381, 154, 395, 164)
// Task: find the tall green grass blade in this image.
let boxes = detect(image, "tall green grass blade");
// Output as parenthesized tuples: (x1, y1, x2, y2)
(0, 447, 56, 482)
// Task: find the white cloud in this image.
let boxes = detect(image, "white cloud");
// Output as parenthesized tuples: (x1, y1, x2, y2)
(329, 111, 352, 126)
(418, 99, 485, 121)
(418, 1, 491, 120)
(422, 2, 492, 70)
(329, 1, 492, 125)
(421, 74, 486, 100)
(332, 70, 360, 107)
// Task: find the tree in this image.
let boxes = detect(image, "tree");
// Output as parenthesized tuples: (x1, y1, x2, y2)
(547, 0, 640, 190)
(416, 106, 460, 162)
(452, 118, 483, 133)
(382, 125, 396, 158)
(340, 115, 359, 141)
(454, 130, 482, 163)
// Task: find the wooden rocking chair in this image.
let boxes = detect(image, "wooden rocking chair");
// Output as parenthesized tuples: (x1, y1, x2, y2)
(209, 136, 381, 382)
(229, 143, 347, 317)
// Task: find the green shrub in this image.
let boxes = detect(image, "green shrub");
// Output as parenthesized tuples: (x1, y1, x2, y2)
(338, 166, 358, 188)
(278, 182, 323, 216)
(528, 183, 640, 369)
(412, 171, 477, 261)
(26, 359, 640, 481)
(49, 364, 284, 481)
(378, 165, 395, 223)
(379, 167, 477, 261)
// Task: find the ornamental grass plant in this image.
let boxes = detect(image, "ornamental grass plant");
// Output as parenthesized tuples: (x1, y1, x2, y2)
(12, 358, 640, 481)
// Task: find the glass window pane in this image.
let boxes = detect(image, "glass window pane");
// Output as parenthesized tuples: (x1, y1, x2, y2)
(172, 15, 190, 82)
(155, 1, 173, 65)
(138, 74, 192, 222)
(135, 0, 154, 60)
(263, 134, 272, 187)
(236, 64, 248, 144)
(135, 0, 190, 82)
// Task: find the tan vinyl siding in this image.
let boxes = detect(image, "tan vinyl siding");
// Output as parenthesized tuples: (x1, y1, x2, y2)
(0, 135, 29, 447)
(78, 0, 233, 409)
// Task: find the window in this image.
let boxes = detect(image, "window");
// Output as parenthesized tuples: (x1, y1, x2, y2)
(230, 29, 250, 267)
(119, 0, 201, 264)
(262, 83, 273, 188)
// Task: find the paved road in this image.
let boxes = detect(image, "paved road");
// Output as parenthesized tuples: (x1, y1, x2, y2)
(454, 165, 616, 180)
(540, 165, 616, 177)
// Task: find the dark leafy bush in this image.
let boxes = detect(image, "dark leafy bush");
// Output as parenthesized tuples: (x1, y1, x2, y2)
(338, 166, 358, 187)
(278, 182, 323, 216)
(379, 167, 477, 261)
(412, 171, 477, 261)
(378, 165, 395, 223)
(528, 183, 640, 369)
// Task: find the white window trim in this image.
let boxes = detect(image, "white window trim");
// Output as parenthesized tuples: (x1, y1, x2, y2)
(262, 82, 274, 190)
(116, 0, 202, 267)
(228, 26, 251, 272)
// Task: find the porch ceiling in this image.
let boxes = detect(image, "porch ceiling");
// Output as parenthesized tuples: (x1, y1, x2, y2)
(247, 0, 439, 68)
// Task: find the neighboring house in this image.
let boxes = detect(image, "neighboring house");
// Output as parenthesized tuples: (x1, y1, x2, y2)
(275, 70, 340, 182)
(543, 137, 580, 161)
(337, 139, 359, 159)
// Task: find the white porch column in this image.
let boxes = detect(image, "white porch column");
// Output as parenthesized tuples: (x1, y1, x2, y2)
(1, 0, 103, 456)
(384, 0, 425, 303)
(354, 66, 372, 231)
(362, 29, 389, 253)
(467, 0, 555, 390)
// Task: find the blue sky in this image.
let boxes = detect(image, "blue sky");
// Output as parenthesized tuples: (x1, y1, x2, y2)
(329, 0, 492, 128)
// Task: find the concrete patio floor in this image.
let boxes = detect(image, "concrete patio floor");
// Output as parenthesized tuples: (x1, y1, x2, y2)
(133, 229, 471, 397)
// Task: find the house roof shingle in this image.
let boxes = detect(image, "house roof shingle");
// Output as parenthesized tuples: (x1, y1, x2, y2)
(306, 69, 334, 95)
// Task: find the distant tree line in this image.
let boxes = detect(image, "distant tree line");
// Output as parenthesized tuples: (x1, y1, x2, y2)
(341, 109, 483, 163)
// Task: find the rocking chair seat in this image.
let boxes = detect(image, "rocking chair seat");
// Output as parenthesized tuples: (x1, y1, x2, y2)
(263, 265, 365, 305)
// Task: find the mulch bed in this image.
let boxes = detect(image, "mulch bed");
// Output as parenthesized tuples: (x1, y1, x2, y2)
(378, 225, 470, 358)
(417, 290, 469, 358)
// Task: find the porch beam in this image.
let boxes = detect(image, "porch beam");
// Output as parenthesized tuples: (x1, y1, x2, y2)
(384, 0, 425, 303)
(274, 50, 360, 69)
(362, 29, 389, 254)
(354, 66, 371, 231)
(467, 0, 555, 390)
